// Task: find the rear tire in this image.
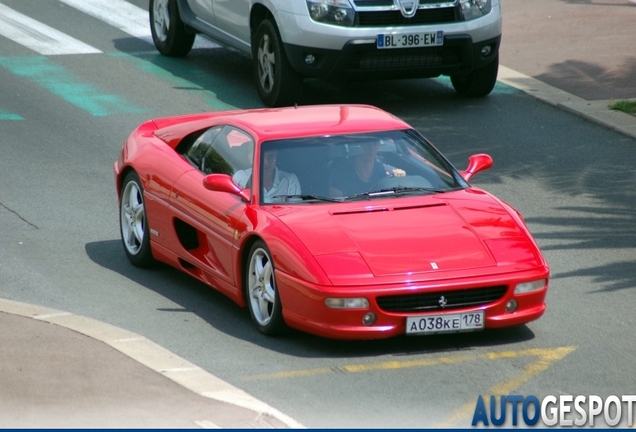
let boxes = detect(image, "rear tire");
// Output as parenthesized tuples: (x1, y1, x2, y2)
(451, 54, 499, 97)
(252, 19, 303, 107)
(150, 0, 195, 57)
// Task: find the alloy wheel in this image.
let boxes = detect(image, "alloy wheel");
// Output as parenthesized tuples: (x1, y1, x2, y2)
(120, 180, 146, 256)
(257, 34, 276, 94)
(152, 0, 170, 43)
(248, 247, 276, 326)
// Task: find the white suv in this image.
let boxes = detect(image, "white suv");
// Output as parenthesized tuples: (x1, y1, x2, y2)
(150, 0, 501, 107)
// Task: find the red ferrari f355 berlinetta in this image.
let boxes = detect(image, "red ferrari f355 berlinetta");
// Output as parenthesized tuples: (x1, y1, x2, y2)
(114, 104, 549, 339)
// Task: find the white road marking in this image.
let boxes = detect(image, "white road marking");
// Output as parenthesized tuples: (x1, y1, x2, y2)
(0, 3, 101, 55)
(160, 367, 201, 373)
(33, 312, 72, 320)
(58, 0, 220, 49)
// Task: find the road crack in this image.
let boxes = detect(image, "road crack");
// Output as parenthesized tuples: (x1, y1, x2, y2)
(0, 202, 38, 229)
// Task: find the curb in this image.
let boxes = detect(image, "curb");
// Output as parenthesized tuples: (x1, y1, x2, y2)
(498, 65, 636, 140)
(0, 297, 304, 429)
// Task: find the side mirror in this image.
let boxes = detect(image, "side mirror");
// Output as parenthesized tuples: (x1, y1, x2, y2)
(459, 153, 493, 182)
(203, 174, 250, 202)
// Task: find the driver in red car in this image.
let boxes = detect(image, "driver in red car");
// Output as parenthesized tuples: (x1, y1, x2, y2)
(233, 149, 301, 203)
(329, 140, 405, 197)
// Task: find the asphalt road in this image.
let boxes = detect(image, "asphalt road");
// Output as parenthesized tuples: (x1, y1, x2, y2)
(0, 0, 635, 428)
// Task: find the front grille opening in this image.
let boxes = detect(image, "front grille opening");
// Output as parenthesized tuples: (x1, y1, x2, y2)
(348, 46, 461, 70)
(353, 0, 395, 6)
(377, 286, 508, 313)
(353, 0, 455, 5)
(356, 8, 458, 27)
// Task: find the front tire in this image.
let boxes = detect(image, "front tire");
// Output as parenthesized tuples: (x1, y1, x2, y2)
(252, 19, 303, 107)
(119, 172, 155, 267)
(150, 0, 195, 57)
(451, 54, 499, 97)
(245, 240, 285, 335)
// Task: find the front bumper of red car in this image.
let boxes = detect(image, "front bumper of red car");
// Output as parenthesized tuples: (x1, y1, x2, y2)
(277, 267, 549, 340)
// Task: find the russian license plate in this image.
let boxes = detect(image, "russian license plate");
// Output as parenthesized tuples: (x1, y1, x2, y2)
(406, 311, 484, 335)
(377, 31, 444, 49)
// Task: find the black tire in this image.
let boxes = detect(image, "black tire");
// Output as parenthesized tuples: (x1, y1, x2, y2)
(245, 240, 286, 335)
(252, 19, 303, 107)
(119, 172, 155, 267)
(149, 0, 195, 57)
(451, 54, 499, 97)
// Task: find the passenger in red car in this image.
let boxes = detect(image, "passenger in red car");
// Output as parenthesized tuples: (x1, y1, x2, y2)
(233, 149, 301, 203)
(328, 140, 405, 197)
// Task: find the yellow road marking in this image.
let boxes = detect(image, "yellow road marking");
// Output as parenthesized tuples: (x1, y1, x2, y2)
(244, 346, 575, 382)
(243, 346, 576, 427)
(435, 346, 576, 427)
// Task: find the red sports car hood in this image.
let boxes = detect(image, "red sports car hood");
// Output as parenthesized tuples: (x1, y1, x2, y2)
(268, 190, 540, 279)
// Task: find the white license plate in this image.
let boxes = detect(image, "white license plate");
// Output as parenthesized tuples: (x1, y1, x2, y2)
(406, 311, 484, 335)
(377, 31, 444, 49)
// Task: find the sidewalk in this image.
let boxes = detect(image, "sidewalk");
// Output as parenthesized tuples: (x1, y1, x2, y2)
(498, 65, 636, 140)
(0, 298, 302, 428)
(499, 0, 636, 140)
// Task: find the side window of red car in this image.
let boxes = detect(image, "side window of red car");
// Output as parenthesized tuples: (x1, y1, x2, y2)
(202, 126, 254, 176)
(186, 126, 223, 169)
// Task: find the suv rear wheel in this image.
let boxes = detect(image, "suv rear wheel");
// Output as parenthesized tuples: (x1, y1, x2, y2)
(150, 0, 195, 57)
(253, 19, 303, 107)
(451, 54, 499, 97)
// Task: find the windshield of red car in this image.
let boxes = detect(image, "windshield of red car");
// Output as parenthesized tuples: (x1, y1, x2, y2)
(254, 129, 467, 204)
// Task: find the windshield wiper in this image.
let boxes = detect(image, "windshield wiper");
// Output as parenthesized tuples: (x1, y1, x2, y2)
(271, 194, 343, 203)
(345, 186, 446, 201)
